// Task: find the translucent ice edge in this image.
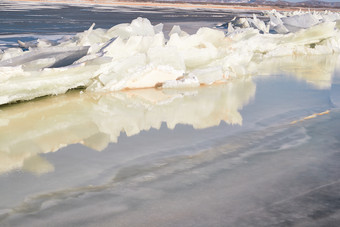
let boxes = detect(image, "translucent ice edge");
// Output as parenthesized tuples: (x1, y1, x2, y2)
(1, 10, 340, 105)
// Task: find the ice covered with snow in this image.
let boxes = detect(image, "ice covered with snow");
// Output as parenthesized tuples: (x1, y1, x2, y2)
(1, 11, 340, 105)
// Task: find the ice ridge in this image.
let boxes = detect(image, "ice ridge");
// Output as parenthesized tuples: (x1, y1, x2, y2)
(0, 11, 340, 105)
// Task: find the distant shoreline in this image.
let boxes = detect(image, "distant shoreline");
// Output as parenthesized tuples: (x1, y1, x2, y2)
(6, 0, 340, 12)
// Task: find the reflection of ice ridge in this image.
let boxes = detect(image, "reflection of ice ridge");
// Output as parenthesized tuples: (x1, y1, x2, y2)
(0, 81, 256, 175)
(0, 114, 320, 223)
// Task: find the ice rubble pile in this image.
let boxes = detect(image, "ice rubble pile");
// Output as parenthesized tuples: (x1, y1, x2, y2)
(1, 10, 340, 105)
(227, 10, 340, 34)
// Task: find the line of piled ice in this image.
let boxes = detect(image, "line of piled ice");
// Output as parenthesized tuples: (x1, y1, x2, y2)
(1, 10, 340, 105)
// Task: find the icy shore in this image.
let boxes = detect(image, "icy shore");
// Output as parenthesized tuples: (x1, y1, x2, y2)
(1, 10, 340, 105)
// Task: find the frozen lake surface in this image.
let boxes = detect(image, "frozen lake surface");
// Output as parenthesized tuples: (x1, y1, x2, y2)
(0, 1, 340, 226)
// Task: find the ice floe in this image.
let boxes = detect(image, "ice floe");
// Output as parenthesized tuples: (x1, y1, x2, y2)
(1, 11, 340, 105)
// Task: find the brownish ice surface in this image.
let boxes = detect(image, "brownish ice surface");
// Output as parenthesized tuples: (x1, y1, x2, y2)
(7, 0, 340, 12)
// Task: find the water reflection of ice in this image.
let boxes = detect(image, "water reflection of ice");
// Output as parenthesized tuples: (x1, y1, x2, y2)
(251, 54, 340, 89)
(0, 78, 255, 175)
(1, 82, 339, 227)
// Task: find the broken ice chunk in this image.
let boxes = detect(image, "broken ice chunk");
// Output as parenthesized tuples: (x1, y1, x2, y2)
(169, 25, 189, 37)
(147, 46, 185, 70)
(190, 67, 225, 85)
(107, 17, 156, 39)
(282, 13, 320, 32)
(0, 46, 89, 69)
